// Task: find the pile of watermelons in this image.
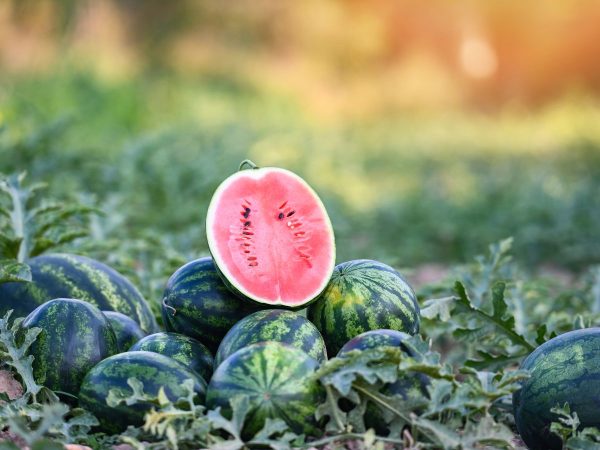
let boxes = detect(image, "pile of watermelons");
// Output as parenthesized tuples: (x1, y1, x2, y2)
(0, 161, 595, 449)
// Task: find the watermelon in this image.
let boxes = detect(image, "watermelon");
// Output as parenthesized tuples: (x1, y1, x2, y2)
(21, 298, 118, 396)
(513, 328, 600, 450)
(161, 257, 263, 352)
(215, 309, 327, 367)
(307, 259, 420, 356)
(337, 329, 413, 356)
(0, 253, 157, 333)
(206, 341, 324, 439)
(103, 311, 146, 352)
(206, 163, 335, 309)
(338, 330, 429, 434)
(130, 332, 214, 382)
(79, 351, 206, 433)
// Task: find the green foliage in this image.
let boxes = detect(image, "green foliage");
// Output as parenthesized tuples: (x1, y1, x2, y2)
(0, 172, 97, 263)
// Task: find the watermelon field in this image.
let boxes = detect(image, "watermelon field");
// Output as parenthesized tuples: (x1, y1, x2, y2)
(2, 2, 600, 449)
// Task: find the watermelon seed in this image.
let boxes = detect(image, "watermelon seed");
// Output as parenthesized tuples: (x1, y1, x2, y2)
(248, 261, 258, 267)
(278, 212, 285, 220)
(243, 231, 254, 235)
(244, 221, 251, 226)
(279, 201, 288, 209)
(243, 207, 251, 218)
(287, 210, 295, 217)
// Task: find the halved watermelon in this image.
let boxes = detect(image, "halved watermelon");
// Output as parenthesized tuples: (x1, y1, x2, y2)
(206, 162, 335, 308)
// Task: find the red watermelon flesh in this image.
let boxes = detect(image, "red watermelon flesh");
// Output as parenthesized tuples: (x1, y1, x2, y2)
(206, 167, 335, 308)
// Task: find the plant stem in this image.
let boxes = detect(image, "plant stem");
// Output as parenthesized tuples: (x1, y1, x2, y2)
(8, 180, 28, 262)
(303, 432, 405, 448)
(353, 384, 412, 423)
(238, 160, 259, 171)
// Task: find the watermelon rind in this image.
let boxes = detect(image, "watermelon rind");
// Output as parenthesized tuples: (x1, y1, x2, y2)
(0, 253, 157, 333)
(79, 351, 206, 433)
(307, 259, 420, 356)
(215, 309, 327, 367)
(161, 257, 264, 352)
(129, 332, 214, 383)
(205, 166, 336, 309)
(103, 311, 146, 352)
(206, 341, 324, 439)
(21, 298, 119, 396)
(513, 328, 600, 450)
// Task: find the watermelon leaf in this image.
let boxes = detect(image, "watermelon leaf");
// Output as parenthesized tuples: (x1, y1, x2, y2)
(0, 260, 31, 284)
(454, 280, 535, 353)
(0, 311, 43, 397)
(0, 173, 97, 262)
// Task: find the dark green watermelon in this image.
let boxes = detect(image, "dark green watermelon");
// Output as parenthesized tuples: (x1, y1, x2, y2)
(338, 330, 429, 434)
(513, 328, 600, 450)
(337, 329, 413, 355)
(129, 332, 213, 382)
(103, 311, 146, 352)
(0, 253, 157, 333)
(161, 257, 263, 352)
(206, 342, 324, 439)
(21, 298, 118, 396)
(215, 309, 327, 367)
(307, 260, 420, 355)
(79, 351, 206, 433)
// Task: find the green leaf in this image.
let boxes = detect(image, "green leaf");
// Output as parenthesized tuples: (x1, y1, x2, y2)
(454, 281, 535, 352)
(0, 260, 31, 283)
(420, 296, 455, 321)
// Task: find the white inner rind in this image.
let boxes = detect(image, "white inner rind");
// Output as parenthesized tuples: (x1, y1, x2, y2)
(206, 167, 336, 306)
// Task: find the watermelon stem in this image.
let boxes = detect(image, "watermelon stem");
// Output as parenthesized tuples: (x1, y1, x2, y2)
(162, 298, 177, 316)
(238, 160, 259, 171)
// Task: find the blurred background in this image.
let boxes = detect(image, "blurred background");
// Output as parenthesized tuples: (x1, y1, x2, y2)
(1, 0, 600, 283)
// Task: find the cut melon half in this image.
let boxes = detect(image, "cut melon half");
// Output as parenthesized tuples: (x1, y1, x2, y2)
(206, 163, 336, 308)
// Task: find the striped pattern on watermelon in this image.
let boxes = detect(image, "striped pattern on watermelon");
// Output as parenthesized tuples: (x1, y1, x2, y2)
(215, 309, 327, 367)
(513, 328, 600, 450)
(0, 253, 157, 333)
(161, 257, 263, 352)
(22, 298, 119, 396)
(307, 259, 420, 356)
(102, 311, 146, 352)
(206, 341, 324, 439)
(130, 332, 213, 382)
(79, 351, 206, 433)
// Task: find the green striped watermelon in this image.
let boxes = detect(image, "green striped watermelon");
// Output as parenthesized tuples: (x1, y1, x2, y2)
(129, 332, 213, 382)
(215, 309, 327, 367)
(161, 257, 263, 352)
(103, 311, 146, 352)
(206, 341, 324, 439)
(338, 330, 429, 434)
(307, 260, 420, 356)
(21, 298, 119, 396)
(0, 253, 157, 333)
(79, 351, 206, 433)
(513, 328, 600, 450)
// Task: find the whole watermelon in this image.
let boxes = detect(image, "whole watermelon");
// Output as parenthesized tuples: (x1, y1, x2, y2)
(338, 329, 429, 434)
(207, 342, 324, 439)
(161, 257, 263, 352)
(79, 351, 206, 433)
(307, 260, 420, 355)
(0, 253, 157, 333)
(513, 328, 600, 450)
(103, 311, 146, 352)
(215, 309, 327, 367)
(130, 332, 213, 382)
(21, 298, 119, 396)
